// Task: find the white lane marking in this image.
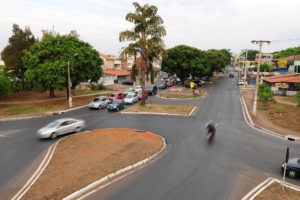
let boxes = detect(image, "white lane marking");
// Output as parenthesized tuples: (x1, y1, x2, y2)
(0, 135, 7, 137)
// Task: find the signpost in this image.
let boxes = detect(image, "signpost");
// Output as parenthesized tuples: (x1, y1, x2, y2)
(282, 147, 289, 191)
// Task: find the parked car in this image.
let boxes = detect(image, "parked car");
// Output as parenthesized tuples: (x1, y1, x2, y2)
(134, 86, 142, 93)
(158, 82, 167, 89)
(124, 93, 139, 104)
(237, 80, 244, 85)
(107, 99, 124, 111)
(193, 79, 204, 87)
(167, 81, 175, 87)
(138, 91, 148, 100)
(37, 118, 86, 139)
(174, 78, 181, 84)
(124, 88, 137, 96)
(88, 96, 109, 110)
(146, 85, 158, 95)
(281, 158, 300, 178)
(109, 92, 124, 102)
(229, 74, 234, 78)
(122, 81, 134, 85)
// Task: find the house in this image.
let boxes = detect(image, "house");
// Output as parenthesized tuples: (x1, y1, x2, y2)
(262, 73, 300, 96)
(99, 52, 114, 69)
(99, 69, 131, 85)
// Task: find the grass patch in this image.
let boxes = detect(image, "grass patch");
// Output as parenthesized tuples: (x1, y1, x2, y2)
(124, 104, 194, 115)
(254, 182, 300, 200)
(270, 105, 285, 113)
(276, 96, 298, 104)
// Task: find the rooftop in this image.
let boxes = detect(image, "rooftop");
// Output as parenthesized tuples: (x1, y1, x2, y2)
(262, 73, 300, 83)
(103, 69, 131, 76)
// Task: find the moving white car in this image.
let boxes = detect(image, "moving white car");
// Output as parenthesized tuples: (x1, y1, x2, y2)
(88, 96, 109, 110)
(37, 118, 86, 139)
(237, 80, 244, 85)
(124, 93, 139, 104)
(134, 85, 142, 93)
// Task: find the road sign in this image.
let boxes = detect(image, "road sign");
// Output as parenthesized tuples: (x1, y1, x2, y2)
(190, 82, 194, 89)
(193, 89, 201, 95)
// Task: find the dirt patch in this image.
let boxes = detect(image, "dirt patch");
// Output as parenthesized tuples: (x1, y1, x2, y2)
(124, 104, 194, 115)
(254, 182, 300, 200)
(159, 86, 207, 99)
(242, 89, 300, 136)
(0, 94, 111, 117)
(22, 129, 163, 200)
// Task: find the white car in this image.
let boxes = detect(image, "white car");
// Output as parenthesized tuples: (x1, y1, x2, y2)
(238, 80, 244, 85)
(134, 86, 142, 93)
(124, 93, 139, 104)
(88, 96, 109, 109)
(37, 118, 86, 139)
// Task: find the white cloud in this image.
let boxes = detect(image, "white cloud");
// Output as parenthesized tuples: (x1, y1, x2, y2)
(0, 0, 299, 55)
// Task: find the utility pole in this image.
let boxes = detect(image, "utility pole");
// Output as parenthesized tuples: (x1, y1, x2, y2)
(67, 60, 72, 108)
(251, 40, 271, 116)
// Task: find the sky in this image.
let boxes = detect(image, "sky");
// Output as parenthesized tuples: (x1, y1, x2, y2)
(0, 0, 300, 56)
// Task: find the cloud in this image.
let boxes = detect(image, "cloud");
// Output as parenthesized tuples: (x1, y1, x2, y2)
(0, 0, 300, 55)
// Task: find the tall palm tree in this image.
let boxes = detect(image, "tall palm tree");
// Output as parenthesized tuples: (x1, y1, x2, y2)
(119, 2, 166, 103)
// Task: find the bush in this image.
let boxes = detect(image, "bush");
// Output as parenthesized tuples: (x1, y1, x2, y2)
(91, 82, 106, 90)
(258, 84, 274, 105)
(0, 70, 13, 96)
(296, 90, 300, 106)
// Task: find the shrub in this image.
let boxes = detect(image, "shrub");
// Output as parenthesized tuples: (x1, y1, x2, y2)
(91, 82, 106, 91)
(258, 84, 274, 105)
(296, 90, 300, 106)
(0, 70, 13, 96)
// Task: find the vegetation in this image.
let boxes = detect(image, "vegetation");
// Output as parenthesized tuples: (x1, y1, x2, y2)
(161, 46, 232, 84)
(241, 49, 259, 61)
(258, 84, 275, 105)
(23, 35, 103, 98)
(119, 2, 166, 103)
(253, 64, 273, 72)
(274, 46, 300, 59)
(296, 90, 300, 106)
(0, 70, 13, 96)
(1, 24, 36, 90)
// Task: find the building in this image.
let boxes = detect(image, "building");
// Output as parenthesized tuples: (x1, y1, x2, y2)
(272, 54, 300, 74)
(99, 69, 131, 85)
(262, 73, 300, 96)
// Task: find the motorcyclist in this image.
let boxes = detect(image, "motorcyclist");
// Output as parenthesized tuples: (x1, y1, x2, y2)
(205, 120, 216, 137)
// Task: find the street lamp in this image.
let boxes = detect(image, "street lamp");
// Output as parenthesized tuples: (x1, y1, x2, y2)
(67, 54, 77, 108)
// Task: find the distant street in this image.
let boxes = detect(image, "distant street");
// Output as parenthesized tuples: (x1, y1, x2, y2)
(0, 75, 299, 200)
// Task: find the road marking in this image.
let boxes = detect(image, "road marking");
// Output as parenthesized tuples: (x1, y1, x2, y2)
(0, 135, 7, 137)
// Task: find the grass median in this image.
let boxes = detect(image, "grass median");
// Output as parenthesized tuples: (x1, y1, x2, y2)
(22, 129, 164, 200)
(124, 104, 194, 115)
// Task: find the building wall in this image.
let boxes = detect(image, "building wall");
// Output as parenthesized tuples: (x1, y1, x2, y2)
(99, 73, 117, 85)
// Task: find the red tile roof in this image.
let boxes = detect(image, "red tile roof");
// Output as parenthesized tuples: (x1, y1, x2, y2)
(99, 52, 113, 60)
(103, 69, 131, 76)
(262, 73, 300, 83)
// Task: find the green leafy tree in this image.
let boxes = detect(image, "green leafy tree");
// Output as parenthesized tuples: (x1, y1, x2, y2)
(296, 90, 300, 106)
(1, 24, 36, 90)
(241, 50, 259, 61)
(119, 2, 166, 103)
(0, 70, 13, 96)
(205, 49, 227, 77)
(253, 64, 273, 72)
(23, 35, 103, 98)
(274, 46, 300, 59)
(161, 45, 209, 85)
(258, 84, 274, 105)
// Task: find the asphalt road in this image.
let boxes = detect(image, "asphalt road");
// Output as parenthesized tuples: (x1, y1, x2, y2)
(0, 75, 299, 200)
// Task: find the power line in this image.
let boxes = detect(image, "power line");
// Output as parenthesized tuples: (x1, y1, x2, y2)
(271, 38, 300, 43)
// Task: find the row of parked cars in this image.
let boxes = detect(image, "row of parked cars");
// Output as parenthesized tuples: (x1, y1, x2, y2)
(158, 77, 181, 89)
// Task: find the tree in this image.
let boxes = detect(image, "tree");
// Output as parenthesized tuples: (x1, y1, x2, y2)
(1, 24, 36, 90)
(241, 50, 259, 61)
(119, 2, 166, 103)
(205, 49, 227, 77)
(253, 64, 273, 72)
(0, 70, 12, 96)
(274, 46, 300, 59)
(161, 45, 209, 85)
(23, 35, 103, 98)
(258, 84, 274, 105)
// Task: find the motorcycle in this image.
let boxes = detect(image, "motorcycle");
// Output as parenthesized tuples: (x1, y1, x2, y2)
(207, 130, 215, 142)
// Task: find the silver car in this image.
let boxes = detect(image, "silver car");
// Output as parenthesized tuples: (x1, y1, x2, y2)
(37, 118, 86, 139)
(124, 93, 139, 104)
(88, 96, 109, 109)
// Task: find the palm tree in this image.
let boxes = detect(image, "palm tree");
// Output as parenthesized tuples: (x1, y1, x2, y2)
(119, 2, 166, 103)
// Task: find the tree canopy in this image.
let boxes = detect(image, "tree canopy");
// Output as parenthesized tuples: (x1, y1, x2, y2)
(241, 49, 259, 61)
(119, 2, 166, 103)
(23, 35, 103, 97)
(0, 70, 12, 96)
(253, 64, 273, 72)
(1, 24, 36, 90)
(274, 46, 300, 59)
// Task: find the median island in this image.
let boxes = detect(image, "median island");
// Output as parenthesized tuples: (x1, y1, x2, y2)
(22, 129, 164, 200)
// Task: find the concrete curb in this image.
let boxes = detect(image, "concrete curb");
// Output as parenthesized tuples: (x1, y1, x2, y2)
(241, 178, 300, 200)
(121, 106, 198, 117)
(63, 131, 167, 200)
(11, 140, 60, 200)
(0, 104, 88, 122)
(239, 95, 299, 143)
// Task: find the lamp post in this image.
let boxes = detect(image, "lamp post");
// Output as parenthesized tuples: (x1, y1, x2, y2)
(67, 54, 77, 108)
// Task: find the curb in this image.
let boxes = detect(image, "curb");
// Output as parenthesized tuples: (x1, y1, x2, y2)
(239, 95, 299, 143)
(241, 178, 300, 200)
(0, 105, 88, 122)
(63, 131, 167, 200)
(11, 141, 60, 200)
(121, 106, 198, 117)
